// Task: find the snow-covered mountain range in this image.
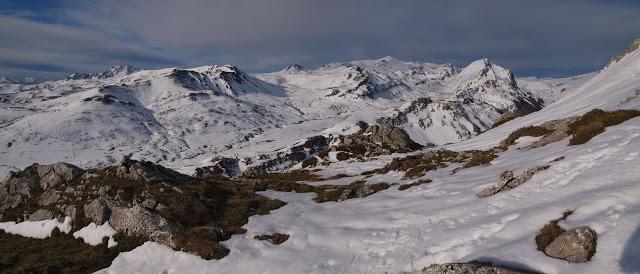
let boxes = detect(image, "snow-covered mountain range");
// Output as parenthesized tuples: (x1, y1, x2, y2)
(0, 57, 589, 179)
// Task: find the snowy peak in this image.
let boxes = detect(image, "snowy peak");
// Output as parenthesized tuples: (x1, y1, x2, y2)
(169, 64, 283, 96)
(446, 58, 543, 117)
(283, 64, 307, 73)
(66, 65, 141, 80)
(606, 36, 640, 68)
(451, 58, 517, 92)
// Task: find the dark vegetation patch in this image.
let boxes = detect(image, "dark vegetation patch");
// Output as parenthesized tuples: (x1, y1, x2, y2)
(313, 180, 390, 203)
(0, 228, 144, 274)
(335, 152, 351, 161)
(567, 109, 640, 145)
(327, 173, 351, 179)
(461, 149, 500, 169)
(362, 150, 467, 179)
(500, 126, 553, 148)
(491, 111, 522, 128)
(246, 172, 390, 203)
(360, 149, 502, 179)
(398, 179, 432, 191)
(335, 144, 367, 157)
(301, 157, 318, 168)
(254, 233, 289, 245)
(535, 210, 574, 251)
(83, 95, 117, 105)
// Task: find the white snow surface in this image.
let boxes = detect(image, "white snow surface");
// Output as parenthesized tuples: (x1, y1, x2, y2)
(98, 50, 640, 273)
(0, 217, 72, 239)
(73, 222, 118, 248)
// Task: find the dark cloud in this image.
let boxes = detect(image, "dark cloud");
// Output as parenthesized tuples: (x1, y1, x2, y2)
(1, 0, 640, 80)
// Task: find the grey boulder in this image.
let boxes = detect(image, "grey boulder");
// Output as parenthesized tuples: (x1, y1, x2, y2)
(423, 262, 535, 274)
(544, 226, 597, 263)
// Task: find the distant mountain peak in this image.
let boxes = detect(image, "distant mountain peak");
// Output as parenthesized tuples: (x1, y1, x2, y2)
(284, 64, 307, 73)
(66, 65, 141, 80)
(456, 58, 516, 87)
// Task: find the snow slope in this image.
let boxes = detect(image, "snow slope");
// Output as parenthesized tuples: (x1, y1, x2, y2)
(98, 42, 640, 273)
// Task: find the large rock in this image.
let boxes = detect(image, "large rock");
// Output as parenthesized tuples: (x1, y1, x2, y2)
(423, 262, 534, 274)
(2, 166, 40, 198)
(338, 123, 422, 156)
(84, 198, 112, 225)
(1, 163, 83, 213)
(109, 204, 174, 247)
(114, 157, 192, 182)
(37, 190, 62, 206)
(29, 209, 54, 221)
(36, 163, 83, 190)
(544, 226, 597, 263)
(516, 117, 576, 150)
(195, 157, 240, 178)
(241, 135, 330, 176)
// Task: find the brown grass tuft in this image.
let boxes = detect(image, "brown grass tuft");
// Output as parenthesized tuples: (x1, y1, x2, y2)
(254, 233, 290, 245)
(0, 230, 144, 274)
(398, 179, 432, 191)
(462, 149, 499, 168)
(535, 210, 574, 251)
(568, 109, 640, 145)
(500, 126, 552, 148)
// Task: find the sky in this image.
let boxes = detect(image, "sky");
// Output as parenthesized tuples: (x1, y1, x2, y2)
(1, 0, 639, 81)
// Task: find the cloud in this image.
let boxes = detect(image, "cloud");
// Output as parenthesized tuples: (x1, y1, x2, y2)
(1, 0, 640, 79)
(0, 15, 180, 79)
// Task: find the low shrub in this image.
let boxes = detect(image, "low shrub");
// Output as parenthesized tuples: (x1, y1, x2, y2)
(568, 109, 640, 145)
(254, 233, 289, 245)
(500, 126, 552, 148)
(398, 179, 432, 190)
(0, 230, 143, 274)
(301, 157, 318, 168)
(462, 149, 499, 168)
(491, 111, 522, 128)
(336, 152, 351, 161)
(535, 210, 574, 251)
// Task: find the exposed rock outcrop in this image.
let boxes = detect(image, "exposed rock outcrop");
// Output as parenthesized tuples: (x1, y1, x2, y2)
(29, 209, 54, 221)
(242, 135, 329, 176)
(114, 156, 194, 183)
(423, 261, 536, 274)
(336, 123, 423, 158)
(35, 163, 84, 190)
(84, 198, 111, 225)
(0, 163, 83, 220)
(544, 226, 598, 263)
(477, 165, 550, 198)
(0, 158, 285, 260)
(109, 204, 174, 247)
(522, 118, 576, 150)
(195, 157, 240, 178)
